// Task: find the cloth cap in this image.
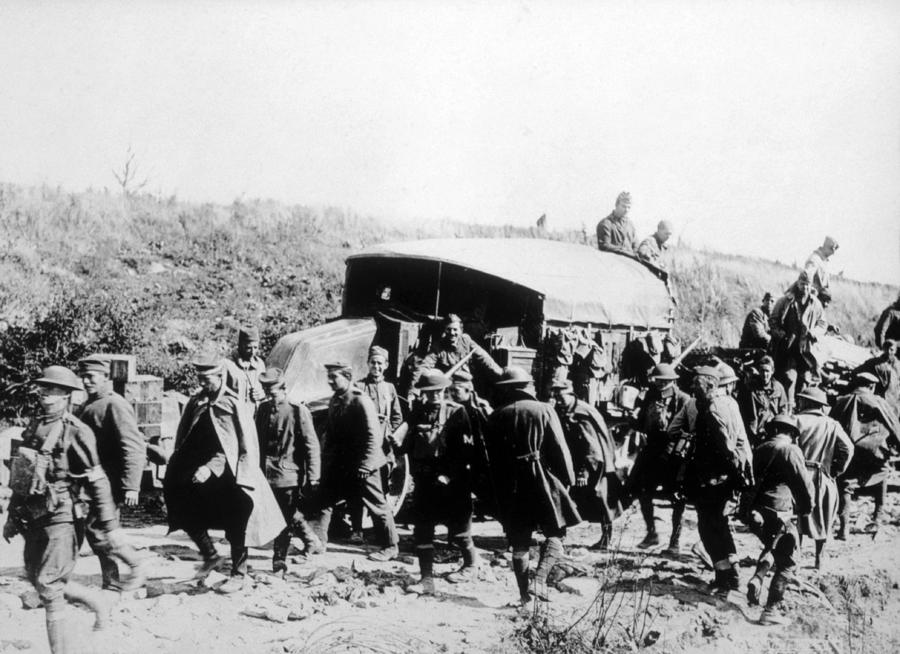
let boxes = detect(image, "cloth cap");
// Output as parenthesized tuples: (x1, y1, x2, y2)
(757, 355, 775, 370)
(416, 370, 451, 391)
(78, 354, 110, 375)
(767, 413, 799, 434)
(450, 370, 474, 387)
(693, 365, 720, 379)
(259, 367, 285, 388)
(194, 359, 225, 376)
(657, 220, 673, 233)
(823, 236, 839, 250)
(238, 327, 260, 343)
(616, 191, 631, 204)
(854, 372, 879, 385)
(324, 361, 354, 379)
(716, 363, 739, 385)
(550, 378, 573, 392)
(442, 313, 463, 329)
(762, 292, 773, 302)
(368, 345, 389, 362)
(797, 386, 829, 406)
(495, 366, 533, 386)
(34, 366, 84, 392)
(649, 363, 678, 381)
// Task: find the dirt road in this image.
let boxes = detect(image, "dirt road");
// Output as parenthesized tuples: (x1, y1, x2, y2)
(1, 494, 899, 654)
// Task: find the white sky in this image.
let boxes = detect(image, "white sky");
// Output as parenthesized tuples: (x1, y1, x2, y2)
(1, 1, 899, 284)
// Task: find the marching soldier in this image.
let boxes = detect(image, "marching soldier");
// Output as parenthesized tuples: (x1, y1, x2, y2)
(255, 367, 324, 574)
(225, 326, 266, 408)
(3, 367, 126, 652)
(390, 370, 479, 594)
(76, 354, 148, 591)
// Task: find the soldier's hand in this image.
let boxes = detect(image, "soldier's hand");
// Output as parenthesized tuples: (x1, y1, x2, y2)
(250, 387, 263, 402)
(356, 467, 371, 480)
(437, 475, 450, 486)
(575, 473, 589, 488)
(192, 466, 212, 484)
(123, 491, 140, 507)
(3, 519, 17, 543)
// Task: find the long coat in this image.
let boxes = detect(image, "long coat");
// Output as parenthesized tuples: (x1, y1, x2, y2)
(486, 389, 581, 533)
(795, 410, 853, 539)
(556, 398, 623, 523)
(165, 386, 285, 546)
(320, 386, 386, 493)
(630, 385, 690, 495)
(830, 389, 900, 487)
(770, 293, 826, 372)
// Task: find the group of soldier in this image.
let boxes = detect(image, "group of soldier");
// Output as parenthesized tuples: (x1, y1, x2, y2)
(4, 240, 900, 651)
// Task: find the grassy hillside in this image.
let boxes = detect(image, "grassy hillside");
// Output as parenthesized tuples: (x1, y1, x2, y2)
(0, 183, 895, 421)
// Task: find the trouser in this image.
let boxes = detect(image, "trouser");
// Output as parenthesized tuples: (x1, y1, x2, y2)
(508, 524, 566, 600)
(23, 522, 77, 654)
(750, 508, 798, 608)
(349, 463, 392, 532)
(411, 468, 474, 567)
(187, 527, 248, 577)
(694, 491, 737, 566)
(316, 470, 398, 548)
(839, 477, 887, 524)
(82, 504, 143, 587)
(271, 486, 317, 563)
(780, 352, 816, 407)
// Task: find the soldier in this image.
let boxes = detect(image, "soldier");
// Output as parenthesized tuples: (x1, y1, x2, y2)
(255, 367, 323, 574)
(743, 415, 814, 626)
(770, 277, 827, 408)
(874, 293, 900, 349)
(551, 379, 622, 551)
(486, 366, 581, 604)
(830, 372, 900, 536)
(76, 355, 148, 591)
(596, 191, 637, 254)
(3, 367, 125, 651)
(852, 340, 900, 411)
(390, 370, 478, 594)
(739, 292, 775, 350)
(636, 220, 674, 268)
(685, 366, 752, 594)
(793, 387, 853, 569)
(351, 346, 404, 543)
(448, 370, 494, 513)
(737, 356, 789, 448)
(164, 360, 285, 593)
(225, 326, 266, 407)
(415, 314, 503, 391)
(315, 361, 399, 561)
(628, 364, 690, 552)
(798, 236, 839, 307)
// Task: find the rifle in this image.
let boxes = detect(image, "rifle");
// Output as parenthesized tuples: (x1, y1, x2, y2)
(670, 336, 702, 369)
(445, 349, 476, 378)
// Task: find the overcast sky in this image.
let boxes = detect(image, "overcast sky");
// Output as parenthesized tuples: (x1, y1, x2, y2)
(1, 1, 898, 284)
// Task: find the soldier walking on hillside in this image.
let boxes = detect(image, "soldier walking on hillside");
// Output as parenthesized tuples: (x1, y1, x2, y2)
(255, 367, 324, 574)
(3, 367, 125, 652)
(76, 355, 148, 591)
(551, 379, 623, 551)
(596, 191, 638, 254)
(737, 356, 789, 448)
(626, 364, 689, 552)
(314, 362, 399, 561)
(164, 360, 284, 593)
(225, 327, 266, 408)
(390, 370, 479, 594)
(742, 415, 814, 626)
(793, 387, 853, 569)
(486, 366, 581, 604)
(739, 292, 775, 350)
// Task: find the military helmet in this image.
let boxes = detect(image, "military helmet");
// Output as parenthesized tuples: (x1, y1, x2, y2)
(495, 366, 533, 386)
(34, 366, 83, 392)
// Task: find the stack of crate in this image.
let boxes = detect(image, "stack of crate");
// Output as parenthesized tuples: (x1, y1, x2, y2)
(107, 355, 164, 442)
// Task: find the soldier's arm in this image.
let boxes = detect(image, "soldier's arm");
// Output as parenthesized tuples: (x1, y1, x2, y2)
(788, 447, 814, 516)
(108, 397, 146, 495)
(705, 405, 742, 473)
(574, 418, 604, 473)
(356, 395, 383, 474)
(295, 404, 321, 485)
(544, 408, 576, 486)
(748, 311, 770, 344)
(469, 339, 503, 379)
(69, 425, 119, 529)
(831, 422, 854, 478)
(388, 385, 404, 433)
(636, 238, 653, 262)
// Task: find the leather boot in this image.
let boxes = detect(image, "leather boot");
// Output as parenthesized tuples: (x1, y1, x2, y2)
(533, 537, 563, 600)
(188, 530, 222, 580)
(110, 543, 148, 592)
(45, 608, 71, 654)
(293, 514, 325, 555)
(447, 544, 479, 583)
(410, 547, 435, 595)
(512, 553, 531, 604)
(64, 581, 110, 631)
(98, 554, 120, 590)
(666, 521, 682, 554)
(746, 558, 772, 606)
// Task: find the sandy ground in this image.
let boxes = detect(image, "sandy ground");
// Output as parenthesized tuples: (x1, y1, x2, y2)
(1, 492, 900, 654)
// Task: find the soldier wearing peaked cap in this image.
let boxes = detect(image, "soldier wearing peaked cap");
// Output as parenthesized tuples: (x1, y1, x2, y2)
(164, 359, 285, 594)
(486, 366, 581, 604)
(389, 370, 479, 593)
(225, 326, 266, 408)
(76, 354, 148, 592)
(255, 367, 324, 573)
(4, 366, 123, 651)
(313, 361, 399, 562)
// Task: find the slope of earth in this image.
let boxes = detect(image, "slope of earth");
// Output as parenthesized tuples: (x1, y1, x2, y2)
(1, 489, 899, 654)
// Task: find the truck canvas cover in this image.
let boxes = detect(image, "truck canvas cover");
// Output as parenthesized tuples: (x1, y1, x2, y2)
(350, 238, 675, 329)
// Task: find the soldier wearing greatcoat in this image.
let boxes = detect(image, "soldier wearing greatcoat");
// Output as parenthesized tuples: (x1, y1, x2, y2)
(255, 367, 323, 573)
(486, 366, 581, 604)
(4, 367, 127, 652)
(76, 354, 148, 591)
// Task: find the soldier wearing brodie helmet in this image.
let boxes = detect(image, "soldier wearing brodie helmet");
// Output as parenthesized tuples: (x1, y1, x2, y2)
(4, 366, 127, 652)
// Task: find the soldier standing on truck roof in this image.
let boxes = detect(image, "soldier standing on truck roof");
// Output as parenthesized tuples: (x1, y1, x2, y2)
(739, 292, 775, 350)
(350, 346, 404, 544)
(596, 191, 637, 254)
(636, 220, 674, 268)
(314, 361, 399, 562)
(76, 355, 148, 591)
(225, 326, 266, 409)
(486, 366, 581, 604)
(3, 366, 127, 652)
(874, 293, 900, 349)
(390, 370, 480, 594)
(255, 367, 324, 574)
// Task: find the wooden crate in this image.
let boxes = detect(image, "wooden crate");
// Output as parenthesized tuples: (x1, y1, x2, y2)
(134, 401, 163, 424)
(493, 346, 537, 373)
(107, 355, 137, 382)
(115, 375, 163, 403)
